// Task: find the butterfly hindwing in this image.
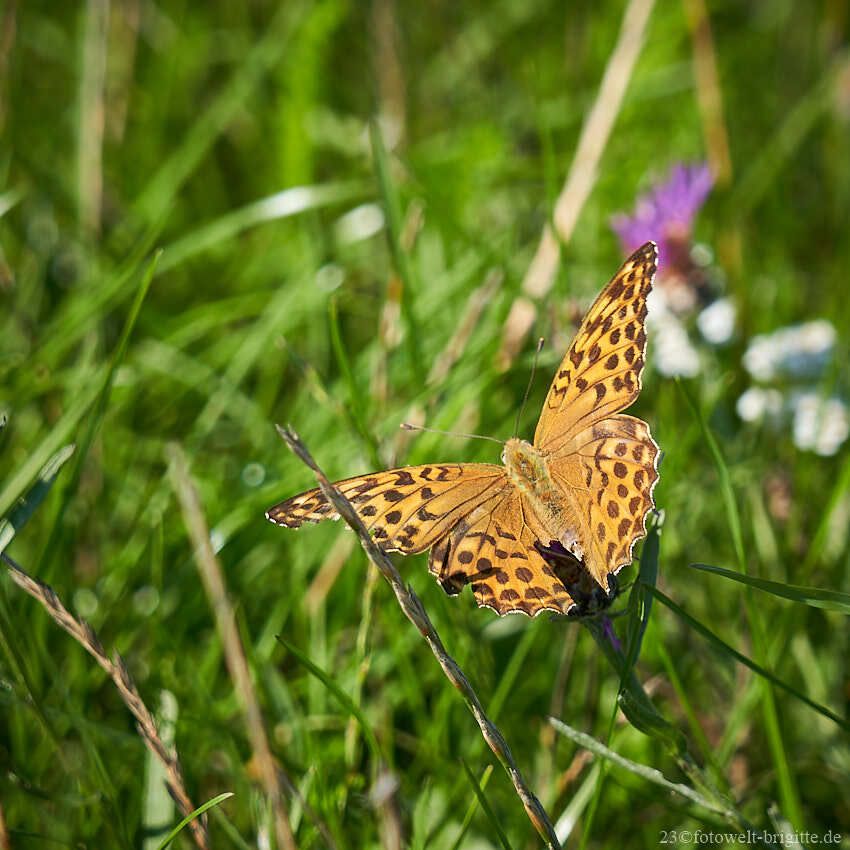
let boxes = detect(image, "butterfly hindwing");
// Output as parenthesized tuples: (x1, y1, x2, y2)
(534, 243, 657, 453)
(266, 463, 508, 555)
(428, 490, 576, 616)
(546, 414, 659, 590)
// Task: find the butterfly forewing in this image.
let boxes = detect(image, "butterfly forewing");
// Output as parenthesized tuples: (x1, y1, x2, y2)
(534, 242, 657, 452)
(266, 463, 508, 555)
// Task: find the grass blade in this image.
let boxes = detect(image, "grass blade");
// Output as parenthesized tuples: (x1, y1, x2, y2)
(732, 51, 849, 214)
(689, 562, 850, 614)
(0, 444, 75, 556)
(328, 296, 381, 467)
(369, 120, 424, 383)
(802, 447, 850, 572)
(650, 586, 849, 731)
(554, 762, 601, 844)
(275, 632, 384, 768)
(460, 759, 514, 850)
(35, 251, 158, 576)
(487, 623, 538, 722)
(678, 382, 745, 571)
(0, 382, 100, 522)
(131, 2, 307, 227)
(448, 765, 494, 850)
(581, 524, 684, 751)
(156, 792, 234, 850)
(549, 719, 733, 818)
(158, 181, 366, 274)
(623, 518, 661, 681)
(679, 381, 804, 828)
(656, 640, 727, 792)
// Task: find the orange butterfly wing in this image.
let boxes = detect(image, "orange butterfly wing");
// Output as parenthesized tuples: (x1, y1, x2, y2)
(266, 463, 508, 555)
(428, 488, 575, 616)
(546, 414, 659, 590)
(268, 464, 581, 616)
(532, 243, 660, 591)
(534, 242, 657, 453)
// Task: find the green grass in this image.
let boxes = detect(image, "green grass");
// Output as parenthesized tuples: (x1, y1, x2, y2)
(2, 2, 850, 847)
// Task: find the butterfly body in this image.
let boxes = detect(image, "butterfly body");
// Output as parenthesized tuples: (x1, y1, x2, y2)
(268, 243, 660, 618)
(503, 437, 584, 560)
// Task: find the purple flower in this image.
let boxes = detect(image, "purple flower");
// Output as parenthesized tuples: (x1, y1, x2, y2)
(611, 162, 713, 297)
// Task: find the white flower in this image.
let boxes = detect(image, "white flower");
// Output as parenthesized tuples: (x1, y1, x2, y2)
(743, 320, 836, 382)
(697, 297, 735, 345)
(736, 387, 784, 424)
(791, 393, 850, 457)
(646, 290, 700, 377)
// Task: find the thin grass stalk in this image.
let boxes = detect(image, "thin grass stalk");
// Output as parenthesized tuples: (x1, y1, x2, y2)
(0, 801, 8, 850)
(277, 771, 340, 850)
(371, 0, 406, 149)
(428, 269, 504, 387)
(166, 443, 298, 850)
(682, 0, 732, 186)
(447, 764, 494, 850)
(345, 561, 380, 766)
(275, 425, 562, 850)
(549, 719, 752, 827)
(370, 121, 425, 385)
(498, 0, 656, 369)
(77, 0, 108, 237)
(0, 552, 209, 850)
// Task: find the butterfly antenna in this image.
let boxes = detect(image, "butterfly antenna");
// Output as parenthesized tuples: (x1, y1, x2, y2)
(400, 423, 505, 446)
(513, 337, 545, 438)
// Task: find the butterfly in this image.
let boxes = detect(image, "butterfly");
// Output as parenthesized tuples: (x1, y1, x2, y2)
(267, 242, 660, 617)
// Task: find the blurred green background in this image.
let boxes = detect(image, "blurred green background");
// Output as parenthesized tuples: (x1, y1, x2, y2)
(2, 1, 849, 847)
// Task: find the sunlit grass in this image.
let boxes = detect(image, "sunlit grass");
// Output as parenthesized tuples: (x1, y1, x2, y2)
(2, 1, 849, 847)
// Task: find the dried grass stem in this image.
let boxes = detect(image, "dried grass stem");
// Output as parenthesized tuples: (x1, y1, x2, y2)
(275, 425, 562, 850)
